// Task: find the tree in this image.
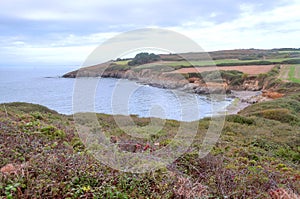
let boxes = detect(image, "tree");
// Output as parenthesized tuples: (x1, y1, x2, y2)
(128, 52, 161, 66)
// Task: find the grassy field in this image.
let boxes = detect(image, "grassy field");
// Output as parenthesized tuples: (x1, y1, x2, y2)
(115, 60, 130, 65)
(279, 65, 300, 83)
(65, 49, 300, 78)
(161, 58, 300, 67)
(288, 65, 300, 83)
(113, 58, 300, 72)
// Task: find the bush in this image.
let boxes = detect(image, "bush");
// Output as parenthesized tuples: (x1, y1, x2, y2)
(41, 125, 66, 139)
(3, 102, 57, 114)
(281, 58, 300, 64)
(199, 70, 243, 83)
(226, 115, 255, 125)
(128, 52, 161, 66)
(248, 108, 299, 124)
(216, 60, 273, 66)
(240, 93, 300, 124)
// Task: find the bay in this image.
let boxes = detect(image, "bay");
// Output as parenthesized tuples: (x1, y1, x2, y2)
(0, 67, 232, 121)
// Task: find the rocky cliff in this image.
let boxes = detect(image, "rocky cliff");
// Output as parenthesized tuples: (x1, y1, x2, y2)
(62, 63, 278, 95)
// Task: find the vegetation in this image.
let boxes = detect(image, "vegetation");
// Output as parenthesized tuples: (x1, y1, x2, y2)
(114, 60, 130, 66)
(3, 48, 300, 198)
(1, 97, 300, 198)
(159, 48, 300, 61)
(106, 63, 131, 71)
(63, 49, 300, 79)
(278, 65, 300, 84)
(288, 65, 300, 83)
(158, 58, 300, 68)
(128, 52, 161, 66)
(240, 93, 300, 125)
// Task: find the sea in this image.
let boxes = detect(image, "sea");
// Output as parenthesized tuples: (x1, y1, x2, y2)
(0, 66, 232, 121)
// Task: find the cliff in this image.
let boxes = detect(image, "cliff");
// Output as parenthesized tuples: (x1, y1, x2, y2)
(63, 64, 273, 95)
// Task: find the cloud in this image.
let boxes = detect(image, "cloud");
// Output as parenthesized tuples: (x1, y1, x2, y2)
(170, 0, 300, 51)
(0, 31, 120, 66)
(0, 0, 299, 66)
(0, 0, 286, 31)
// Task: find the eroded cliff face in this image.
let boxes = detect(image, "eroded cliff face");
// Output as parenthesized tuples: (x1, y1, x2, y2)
(62, 68, 272, 95)
(63, 68, 230, 94)
(106, 69, 195, 91)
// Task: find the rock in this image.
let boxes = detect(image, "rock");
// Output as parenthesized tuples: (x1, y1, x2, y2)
(195, 87, 209, 94)
(242, 79, 262, 91)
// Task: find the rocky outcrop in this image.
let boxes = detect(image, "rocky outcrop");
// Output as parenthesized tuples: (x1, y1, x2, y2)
(62, 65, 280, 96)
(63, 67, 245, 95)
(242, 79, 261, 91)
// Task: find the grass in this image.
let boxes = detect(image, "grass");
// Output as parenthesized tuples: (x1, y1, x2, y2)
(114, 60, 131, 65)
(161, 59, 256, 67)
(278, 50, 300, 54)
(239, 92, 300, 128)
(288, 65, 300, 83)
(1, 100, 300, 198)
(160, 58, 300, 67)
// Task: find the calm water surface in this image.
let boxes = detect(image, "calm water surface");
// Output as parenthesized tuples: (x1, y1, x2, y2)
(0, 67, 232, 121)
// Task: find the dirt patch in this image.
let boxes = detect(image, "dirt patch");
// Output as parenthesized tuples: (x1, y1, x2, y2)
(171, 65, 275, 75)
(262, 91, 285, 99)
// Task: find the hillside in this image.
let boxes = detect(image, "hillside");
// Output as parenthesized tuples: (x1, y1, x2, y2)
(1, 93, 300, 198)
(62, 49, 300, 96)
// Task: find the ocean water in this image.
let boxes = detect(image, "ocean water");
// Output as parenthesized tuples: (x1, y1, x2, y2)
(0, 67, 232, 121)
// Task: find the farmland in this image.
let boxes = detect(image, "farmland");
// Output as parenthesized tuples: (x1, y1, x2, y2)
(171, 65, 275, 75)
(279, 65, 300, 83)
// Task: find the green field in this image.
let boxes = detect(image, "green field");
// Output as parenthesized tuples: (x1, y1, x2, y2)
(114, 60, 130, 65)
(114, 58, 300, 71)
(279, 65, 300, 83)
(109, 50, 300, 73)
(288, 65, 300, 83)
(163, 58, 300, 67)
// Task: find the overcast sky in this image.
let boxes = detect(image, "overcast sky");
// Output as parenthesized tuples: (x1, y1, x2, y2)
(1, 0, 300, 67)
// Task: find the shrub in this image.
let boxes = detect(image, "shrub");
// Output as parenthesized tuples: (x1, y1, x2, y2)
(128, 52, 161, 66)
(226, 115, 255, 125)
(3, 102, 58, 114)
(41, 125, 66, 139)
(250, 108, 299, 124)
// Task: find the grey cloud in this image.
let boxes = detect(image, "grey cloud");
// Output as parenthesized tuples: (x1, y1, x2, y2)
(0, 0, 288, 35)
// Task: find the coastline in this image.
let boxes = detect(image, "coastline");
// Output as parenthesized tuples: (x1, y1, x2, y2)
(225, 90, 267, 115)
(62, 64, 282, 118)
(62, 72, 273, 117)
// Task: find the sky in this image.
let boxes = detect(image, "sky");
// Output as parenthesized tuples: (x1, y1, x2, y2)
(1, 0, 300, 67)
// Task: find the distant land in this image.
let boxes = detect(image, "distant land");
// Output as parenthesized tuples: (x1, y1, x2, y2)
(63, 48, 300, 95)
